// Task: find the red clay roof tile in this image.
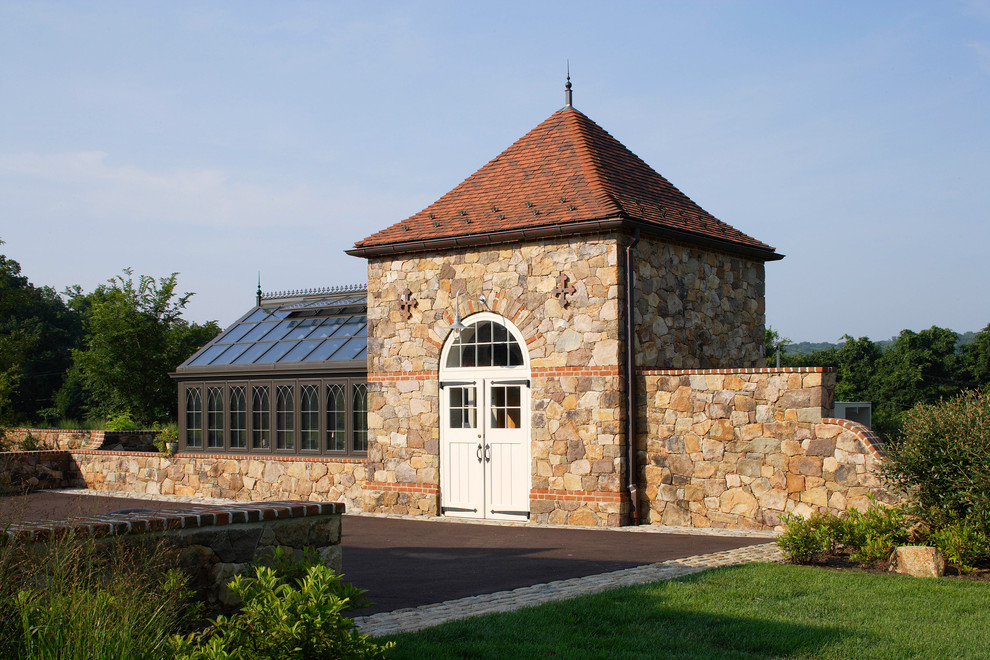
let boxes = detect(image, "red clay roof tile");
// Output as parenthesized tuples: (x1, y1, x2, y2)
(352, 106, 776, 256)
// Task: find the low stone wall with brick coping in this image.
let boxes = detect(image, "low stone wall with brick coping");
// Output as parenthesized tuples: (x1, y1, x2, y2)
(5, 428, 104, 451)
(0, 451, 76, 494)
(2, 500, 343, 606)
(639, 367, 891, 530)
(70, 451, 368, 512)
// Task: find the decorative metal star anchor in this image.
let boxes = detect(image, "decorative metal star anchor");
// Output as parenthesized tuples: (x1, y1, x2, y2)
(551, 274, 576, 307)
(398, 289, 417, 320)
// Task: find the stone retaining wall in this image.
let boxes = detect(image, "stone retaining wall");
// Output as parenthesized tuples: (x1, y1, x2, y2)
(2, 501, 343, 606)
(5, 428, 103, 451)
(639, 367, 890, 530)
(0, 451, 75, 494)
(71, 451, 368, 512)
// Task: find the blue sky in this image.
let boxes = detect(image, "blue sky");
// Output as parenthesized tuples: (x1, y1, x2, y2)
(1, 1, 988, 342)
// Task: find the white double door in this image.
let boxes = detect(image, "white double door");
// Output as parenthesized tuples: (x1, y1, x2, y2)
(440, 378, 530, 521)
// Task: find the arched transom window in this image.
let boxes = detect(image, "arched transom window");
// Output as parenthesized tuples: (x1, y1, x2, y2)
(445, 318, 525, 369)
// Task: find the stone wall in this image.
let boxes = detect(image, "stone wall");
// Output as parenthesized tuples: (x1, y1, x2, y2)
(0, 450, 75, 494)
(5, 428, 103, 451)
(631, 236, 766, 369)
(3, 501, 343, 607)
(70, 452, 367, 511)
(639, 367, 889, 530)
(365, 235, 626, 522)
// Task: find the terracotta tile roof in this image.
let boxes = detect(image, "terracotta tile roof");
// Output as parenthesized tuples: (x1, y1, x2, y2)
(351, 106, 777, 258)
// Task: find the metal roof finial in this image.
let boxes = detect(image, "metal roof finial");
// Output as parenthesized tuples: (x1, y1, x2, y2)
(564, 61, 572, 107)
(256, 272, 262, 307)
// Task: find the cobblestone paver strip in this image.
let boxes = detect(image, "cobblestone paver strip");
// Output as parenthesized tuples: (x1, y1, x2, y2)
(353, 542, 783, 637)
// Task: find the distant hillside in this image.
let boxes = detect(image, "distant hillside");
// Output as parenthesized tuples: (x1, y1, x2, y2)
(783, 328, 983, 356)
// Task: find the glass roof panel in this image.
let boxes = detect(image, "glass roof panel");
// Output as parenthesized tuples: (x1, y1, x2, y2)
(282, 339, 322, 363)
(232, 341, 276, 365)
(210, 343, 252, 365)
(332, 336, 367, 361)
(244, 308, 271, 323)
(303, 337, 349, 362)
(309, 317, 347, 339)
(216, 322, 255, 344)
(189, 343, 229, 366)
(257, 340, 299, 363)
(177, 289, 368, 371)
(242, 322, 278, 342)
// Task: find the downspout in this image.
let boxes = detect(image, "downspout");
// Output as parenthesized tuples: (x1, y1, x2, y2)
(624, 228, 641, 525)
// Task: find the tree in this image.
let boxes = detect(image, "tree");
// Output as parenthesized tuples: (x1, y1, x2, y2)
(0, 241, 83, 424)
(764, 326, 791, 366)
(870, 326, 967, 439)
(963, 323, 990, 391)
(65, 270, 220, 425)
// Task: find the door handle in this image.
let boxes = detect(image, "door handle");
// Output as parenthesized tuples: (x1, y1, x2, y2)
(476, 443, 483, 463)
(484, 444, 491, 463)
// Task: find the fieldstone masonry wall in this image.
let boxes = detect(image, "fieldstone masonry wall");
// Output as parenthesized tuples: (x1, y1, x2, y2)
(71, 452, 367, 511)
(632, 237, 765, 369)
(639, 367, 889, 530)
(365, 235, 626, 522)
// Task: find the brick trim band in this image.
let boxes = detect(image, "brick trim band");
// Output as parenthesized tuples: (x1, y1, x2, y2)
(364, 481, 439, 494)
(2, 501, 344, 545)
(530, 488, 626, 503)
(638, 367, 834, 376)
(821, 418, 886, 459)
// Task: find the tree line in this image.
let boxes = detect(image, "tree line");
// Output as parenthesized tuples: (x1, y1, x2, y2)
(0, 240, 220, 428)
(767, 324, 990, 439)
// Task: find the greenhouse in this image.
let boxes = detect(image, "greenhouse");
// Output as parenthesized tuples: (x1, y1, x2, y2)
(172, 284, 369, 458)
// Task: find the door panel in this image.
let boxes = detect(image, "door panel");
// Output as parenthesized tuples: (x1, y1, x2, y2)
(440, 385, 483, 516)
(485, 384, 529, 520)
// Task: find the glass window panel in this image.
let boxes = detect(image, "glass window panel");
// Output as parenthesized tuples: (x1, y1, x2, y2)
(209, 343, 251, 365)
(509, 344, 524, 366)
(352, 383, 368, 452)
(309, 317, 346, 339)
(259, 320, 295, 342)
(232, 341, 275, 365)
(335, 318, 366, 337)
(244, 308, 272, 323)
(478, 344, 492, 367)
(304, 337, 349, 362)
(216, 322, 255, 344)
(354, 347, 367, 360)
(478, 321, 491, 343)
(185, 388, 202, 447)
(300, 384, 320, 451)
(189, 344, 228, 366)
(326, 383, 346, 452)
(276, 385, 294, 450)
(493, 343, 508, 366)
(330, 336, 366, 361)
(252, 386, 270, 450)
(490, 385, 521, 429)
(282, 340, 322, 363)
(285, 318, 322, 340)
(230, 386, 247, 449)
(448, 386, 477, 429)
(445, 346, 461, 368)
(461, 345, 476, 368)
(242, 322, 278, 342)
(493, 323, 508, 342)
(207, 387, 224, 448)
(257, 341, 299, 363)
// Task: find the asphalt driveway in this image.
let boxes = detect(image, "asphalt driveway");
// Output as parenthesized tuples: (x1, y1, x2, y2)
(341, 515, 769, 615)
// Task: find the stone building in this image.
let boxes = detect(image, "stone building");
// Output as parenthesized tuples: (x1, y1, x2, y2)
(171, 84, 886, 529)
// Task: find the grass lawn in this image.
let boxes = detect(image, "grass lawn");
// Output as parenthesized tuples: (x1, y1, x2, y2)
(382, 563, 990, 659)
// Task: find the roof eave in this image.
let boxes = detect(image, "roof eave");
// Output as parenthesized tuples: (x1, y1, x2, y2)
(345, 216, 783, 262)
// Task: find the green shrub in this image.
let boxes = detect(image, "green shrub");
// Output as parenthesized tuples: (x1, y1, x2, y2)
(777, 512, 839, 564)
(882, 391, 990, 537)
(105, 410, 141, 431)
(842, 502, 911, 567)
(931, 523, 987, 574)
(171, 559, 392, 659)
(17, 431, 39, 452)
